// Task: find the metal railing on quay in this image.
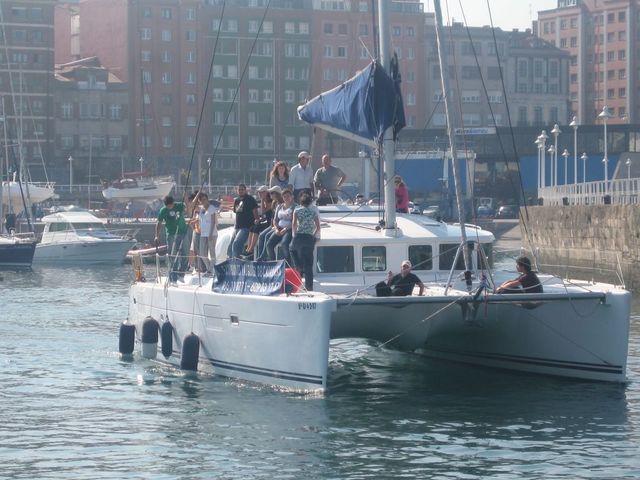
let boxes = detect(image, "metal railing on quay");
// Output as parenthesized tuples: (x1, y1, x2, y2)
(538, 178, 640, 206)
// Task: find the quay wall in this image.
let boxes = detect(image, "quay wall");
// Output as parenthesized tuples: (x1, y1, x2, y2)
(522, 205, 640, 291)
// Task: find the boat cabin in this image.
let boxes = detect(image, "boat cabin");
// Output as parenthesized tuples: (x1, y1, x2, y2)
(313, 207, 494, 292)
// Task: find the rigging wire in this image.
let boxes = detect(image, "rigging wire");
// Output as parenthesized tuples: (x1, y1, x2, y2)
(485, 0, 533, 242)
(186, 0, 273, 193)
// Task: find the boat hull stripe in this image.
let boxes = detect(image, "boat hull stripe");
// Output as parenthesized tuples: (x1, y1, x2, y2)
(427, 346, 623, 374)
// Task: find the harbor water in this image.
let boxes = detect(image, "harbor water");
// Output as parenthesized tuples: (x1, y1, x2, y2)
(1, 264, 639, 479)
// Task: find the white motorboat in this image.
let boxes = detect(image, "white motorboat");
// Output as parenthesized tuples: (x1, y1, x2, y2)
(120, 0, 631, 392)
(34, 209, 136, 264)
(102, 173, 174, 203)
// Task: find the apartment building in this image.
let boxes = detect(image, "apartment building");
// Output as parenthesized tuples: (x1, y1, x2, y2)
(538, 0, 638, 124)
(55, 0, 427, 183)
(53, 57, 129, 183)
(425, 23, 570, 129)
(0, 0, 56, 180)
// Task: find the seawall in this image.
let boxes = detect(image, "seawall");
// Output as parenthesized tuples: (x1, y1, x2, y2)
(521, 205, 638, 290)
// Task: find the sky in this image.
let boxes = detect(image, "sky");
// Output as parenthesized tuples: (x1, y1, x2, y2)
(422, 0, 559, 31)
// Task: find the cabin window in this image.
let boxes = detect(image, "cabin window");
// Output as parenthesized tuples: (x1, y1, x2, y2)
(439, 243, 465, 271)
(362, 246, 386, 271)
(316, 246, 354, 273)
(408, 245, 433, 270)
(48, 222, 72, 232)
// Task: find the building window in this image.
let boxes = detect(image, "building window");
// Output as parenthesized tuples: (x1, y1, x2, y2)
(323, 23, 333, 34)
(392, 26, 401, 37)
(161, 8, 172, 19)
(406, 26, 415, 37)
(61, 135, 74, 149)
(358, 23, 368, 36)
(110, 104, 122, 120)
(186, 72, 196, 84)
(337, 46, 346, 57)
(338, 23, 347, 35)
(141, 28, 151, 40)
(161, 30, 172, 42)
(187, 116, 196, 127)
(285, 22, 295, 34)
(141, 50, 151, 62)
(161, 72, 172, 84)
(186, 30, 196, 42)
(163, 136, 172, 148)
(161, 116, 171, 127)
(186, 8, 196, 20)
(186, 94, 196, 105)
(61, 103, 73, 119)
(299, 23, 309, 34)
(619, 50, 626, 60)
(108, 136, 122, 149)
(161, 51, 171, 63)
(142, 71, 151, 83)
(162, 94, 172, 105)
(619, 88, 626, 98)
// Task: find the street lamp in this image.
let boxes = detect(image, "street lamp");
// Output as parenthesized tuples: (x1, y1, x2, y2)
(626, 158, 631, 179)
(68, 156, 74, 192)
(598, 105, 612, 192)
(551, 123, 561, 187)
(207, 157, 212, 193)
(569, 116, 578, 184)
(547, 144, 556, 188)
(534, 135, 544, 190)
(539, 130, 548, 187)
(581, 152, 588, 183)
(562, 149, 570, 185)
(139, 156, 144, 173)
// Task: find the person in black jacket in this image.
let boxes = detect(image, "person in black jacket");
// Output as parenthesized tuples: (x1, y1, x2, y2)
(376, 260, 425, 297)
(496, 256, 543, 293)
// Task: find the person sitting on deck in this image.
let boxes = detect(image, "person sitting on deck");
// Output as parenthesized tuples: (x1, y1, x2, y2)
(376, 260, 425, 297)
(495, 256, 543, 294)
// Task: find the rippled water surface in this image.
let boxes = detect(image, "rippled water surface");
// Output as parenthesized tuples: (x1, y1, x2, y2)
(1, 265, 639, 479)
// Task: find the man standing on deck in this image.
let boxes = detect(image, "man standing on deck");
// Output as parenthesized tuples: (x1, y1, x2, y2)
(314, 154, 346, 205)
(289, 151, 314, 202)
(155, 195, 189, 281)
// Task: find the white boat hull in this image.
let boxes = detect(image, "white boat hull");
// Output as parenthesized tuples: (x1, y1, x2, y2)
(102, 181, 174, 202)
(34, 239, 135, 264)
(128, 277, 336, 391)
(331, 284, 630, 382)
(1, 181, 55, 206)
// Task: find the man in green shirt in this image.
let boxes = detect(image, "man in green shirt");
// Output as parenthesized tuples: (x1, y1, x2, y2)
(155, 195, 189, 280)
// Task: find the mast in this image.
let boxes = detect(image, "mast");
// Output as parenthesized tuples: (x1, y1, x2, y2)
(377, 0, 397, 234)
(0, 97, 4, 233)
(433, 0, 472, 278)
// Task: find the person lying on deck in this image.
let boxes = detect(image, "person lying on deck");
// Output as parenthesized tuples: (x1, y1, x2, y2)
(495, 256, 543, 294)
(376, 260, 425, 297)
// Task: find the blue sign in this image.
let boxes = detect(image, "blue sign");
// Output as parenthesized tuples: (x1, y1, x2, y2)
(213, 259, 285, 296)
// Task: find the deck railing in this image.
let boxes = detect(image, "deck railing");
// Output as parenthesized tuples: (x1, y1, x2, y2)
(538, 178, 640, 206)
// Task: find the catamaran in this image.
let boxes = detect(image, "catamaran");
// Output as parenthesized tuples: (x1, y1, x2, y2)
(120, 0, 631, 392)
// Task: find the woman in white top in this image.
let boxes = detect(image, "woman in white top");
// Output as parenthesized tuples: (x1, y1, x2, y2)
(197, 193, 218, 274)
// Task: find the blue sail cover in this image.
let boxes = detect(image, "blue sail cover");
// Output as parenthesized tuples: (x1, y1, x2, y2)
(297, 60, 406, 147)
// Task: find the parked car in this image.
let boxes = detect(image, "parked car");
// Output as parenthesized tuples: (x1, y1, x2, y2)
(495, 205, 519, 219)
(476, 205, 495, 218)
